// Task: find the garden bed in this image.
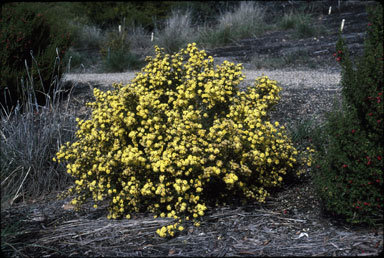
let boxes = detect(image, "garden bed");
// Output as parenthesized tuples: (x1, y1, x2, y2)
(2, 67, 382, 257)
(1, 176, 382, 257)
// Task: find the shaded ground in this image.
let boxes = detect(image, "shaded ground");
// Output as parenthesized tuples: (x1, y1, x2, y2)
(1, 177, 383, 257)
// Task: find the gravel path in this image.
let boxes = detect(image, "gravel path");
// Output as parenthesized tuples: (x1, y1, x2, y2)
(63, 68, 342, 91)
(63, 68, 343, 127)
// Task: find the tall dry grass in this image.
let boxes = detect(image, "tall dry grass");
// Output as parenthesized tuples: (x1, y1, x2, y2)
(197, 2, 269, 47)
(154, 9, 195, 54)
(1, 50, 79, 208)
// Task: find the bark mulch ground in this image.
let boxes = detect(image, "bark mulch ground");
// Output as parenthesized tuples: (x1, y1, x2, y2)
(1, 79, 383, 257)
(1, 178, 383, 257)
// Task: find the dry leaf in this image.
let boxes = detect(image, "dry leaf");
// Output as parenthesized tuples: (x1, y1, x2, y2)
(62, 203, 75, 210)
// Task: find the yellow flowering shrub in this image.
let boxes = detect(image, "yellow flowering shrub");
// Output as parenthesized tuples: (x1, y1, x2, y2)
(55, 43, 307, 237)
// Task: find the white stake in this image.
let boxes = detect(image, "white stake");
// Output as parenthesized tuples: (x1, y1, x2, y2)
(328, 6, 332, 15)
(340, 19, 345, 32)
(118, 25, 121, 34)
(151, 32, 154, 42)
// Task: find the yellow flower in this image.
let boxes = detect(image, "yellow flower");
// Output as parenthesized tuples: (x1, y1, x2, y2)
(53, 43, 308, 239)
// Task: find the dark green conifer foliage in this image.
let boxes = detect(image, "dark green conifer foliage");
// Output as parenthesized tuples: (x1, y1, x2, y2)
(313, 4, 383, 225)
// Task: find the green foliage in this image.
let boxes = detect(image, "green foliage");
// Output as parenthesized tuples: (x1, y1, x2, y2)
(100, 29, 130, 59)
(72, 24, 104, 50)
(102, 49, 144, 72)
(313, 4, 383, 225)
(0, 3, 74, 112)
(55, 43, 311, 237)
(277, 8, 327, 39)
(98, 27, 145, 72)
(278, 9, 312, 31)
(295, 22, 316, 38)
(197, 24, 234, 48)
(287, 117, 316, 148)
(73, 2, 239, 31)
(74, 2, 175, 30)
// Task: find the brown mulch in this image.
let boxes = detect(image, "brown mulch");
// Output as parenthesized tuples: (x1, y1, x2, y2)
(2, 78, 383, 257)
(1, 179, 383, 257)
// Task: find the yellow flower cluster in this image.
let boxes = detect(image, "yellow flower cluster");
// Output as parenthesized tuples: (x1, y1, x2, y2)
(55, 43, 307, 237)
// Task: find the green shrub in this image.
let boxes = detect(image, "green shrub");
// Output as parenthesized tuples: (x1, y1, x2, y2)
(278, 9, 312, 31)
(295, 22, 316, 38)
(73, 2, 175, 31)
(196, 24, 234, 48)
(72, 24, 104, 50)
(0, 3, 73, 112)
(100, 29, 130, 59)
(277, 8, 327, 40)
(99, 26, 146, 72)
(55, 43, 311, 237)
(101, 49, 143, 72)
(313, 4, 383, 225)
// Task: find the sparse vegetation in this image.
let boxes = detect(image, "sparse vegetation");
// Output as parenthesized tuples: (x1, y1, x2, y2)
(250, 50, 316, 70)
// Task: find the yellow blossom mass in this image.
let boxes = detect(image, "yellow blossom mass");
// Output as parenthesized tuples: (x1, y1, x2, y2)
(55, 43, 309, 238)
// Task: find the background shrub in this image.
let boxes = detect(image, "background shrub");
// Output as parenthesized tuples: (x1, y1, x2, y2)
(98, 26, 145, 72)
(0, 2, 74, 113)
(197, 2, 269, 47)
(313, 4, 383, 225)
(72, 2, 175, 31)
(154, 9, 195, 54)
(55, 43, 310, 237)
(72, 24, 104, 50)
(101, 49, 144, 72)
(100, 28, 130, 59)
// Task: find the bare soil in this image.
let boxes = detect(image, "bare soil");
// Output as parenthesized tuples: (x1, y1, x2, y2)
(2, 1, 383, 257)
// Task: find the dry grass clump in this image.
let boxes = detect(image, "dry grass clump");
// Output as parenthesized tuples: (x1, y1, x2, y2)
(154, 9, 195, 54)
(0, 59, 79, 209)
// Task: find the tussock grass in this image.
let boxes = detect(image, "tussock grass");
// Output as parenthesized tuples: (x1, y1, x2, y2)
(277, 8, 328, 39)
(217, 1, 268, 39)
(126, 24, 154, 56)
(73, 24, 104, 50)
(197, 2, 269, 47)
(0, 54, 78, 209)
(278, 9, 312, 31)
(101, 49, 144, 72)
(62, 2, 329, 69)
(154, 9, 195, 54)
